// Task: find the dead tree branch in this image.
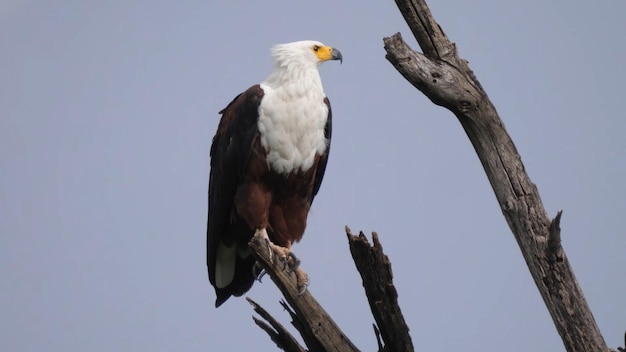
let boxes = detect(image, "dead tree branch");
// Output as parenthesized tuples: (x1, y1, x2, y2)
(248, 297, 306, 352)
(384, 0, 608, 351)
(347, 227, 414, 352)
(248, 227, 416, 352)
(247, 232, 360, 352)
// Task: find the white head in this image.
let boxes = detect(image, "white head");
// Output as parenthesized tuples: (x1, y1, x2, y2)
(270, 40, 342, 70)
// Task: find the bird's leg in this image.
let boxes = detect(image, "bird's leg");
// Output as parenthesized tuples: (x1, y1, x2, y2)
(252, 228, 289, 281)
(252, 229, 271, 282)
(265, 240, 309, 294)
(256, 228, 294, 266)
(255, 228, 275, 263)
(252, 229, 309, 294)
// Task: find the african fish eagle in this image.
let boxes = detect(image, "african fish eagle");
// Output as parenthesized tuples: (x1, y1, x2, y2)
(207, 40, 342, 307)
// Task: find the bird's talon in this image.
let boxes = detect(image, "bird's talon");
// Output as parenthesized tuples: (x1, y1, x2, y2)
(257, 270, 267, 282)
(252, 262, 266, 283)
(283, 252, 300, 273)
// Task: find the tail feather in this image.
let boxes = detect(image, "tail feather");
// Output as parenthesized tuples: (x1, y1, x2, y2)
(215, 242, 237, 288)
(214, 251, 256, 307)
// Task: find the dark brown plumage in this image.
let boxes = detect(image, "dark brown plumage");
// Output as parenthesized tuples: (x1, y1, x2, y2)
(207, 86, 332, 307)
(207, 40, 340, 308)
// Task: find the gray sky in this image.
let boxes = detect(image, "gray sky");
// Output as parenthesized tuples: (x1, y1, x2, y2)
(1, 1, 624, 351)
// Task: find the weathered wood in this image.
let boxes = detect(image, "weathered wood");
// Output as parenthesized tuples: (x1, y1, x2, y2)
(248, 297, 306, 352)
(384, 1, 608, 351)
(247, 232, 360, 352)
(347, 227, 414, 352)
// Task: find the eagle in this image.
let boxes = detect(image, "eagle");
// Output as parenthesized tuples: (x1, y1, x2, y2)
(207, 40, 342, 307)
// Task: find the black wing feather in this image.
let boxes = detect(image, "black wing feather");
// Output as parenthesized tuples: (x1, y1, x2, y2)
(311, 97, 332, 201)
(207, 85, 264, 287)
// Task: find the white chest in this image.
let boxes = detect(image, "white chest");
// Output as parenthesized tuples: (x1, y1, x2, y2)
(257, 84, 328, 175)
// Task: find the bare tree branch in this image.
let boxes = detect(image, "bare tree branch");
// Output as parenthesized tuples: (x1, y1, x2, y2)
(384, 0, 608, 351)
(247, 232, 360, 352)
(248, 297, 306, 352)
(346, 227, 414, 352)
(248, 227, 419, 352)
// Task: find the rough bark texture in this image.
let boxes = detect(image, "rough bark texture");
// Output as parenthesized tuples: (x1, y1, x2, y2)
(247, 232, 360, 352)
(248, 228, 415, 352)
(347, 227, 414, 352)
(384, 0, 608, 351)
(248, 297, 306, 352)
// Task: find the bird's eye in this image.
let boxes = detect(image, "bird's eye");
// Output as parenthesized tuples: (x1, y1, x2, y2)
(313, 45, 320, 52)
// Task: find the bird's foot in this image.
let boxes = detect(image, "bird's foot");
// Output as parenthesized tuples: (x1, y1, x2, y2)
(283, 251, 301, 273)
(266, 245, 300, 272)
(268, 246, 308, 294)
(252, 228, 309, 293)
(256, 229, 277, 264)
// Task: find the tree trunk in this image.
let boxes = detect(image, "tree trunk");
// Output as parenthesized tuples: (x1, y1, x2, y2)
(245, 1, 615, 351)
(383, 0, 608, 351)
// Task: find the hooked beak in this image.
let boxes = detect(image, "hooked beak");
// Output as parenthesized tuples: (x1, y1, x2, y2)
(330, 48, 343, 64)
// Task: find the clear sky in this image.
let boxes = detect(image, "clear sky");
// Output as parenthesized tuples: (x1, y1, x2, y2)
(1, 1, 624, 351)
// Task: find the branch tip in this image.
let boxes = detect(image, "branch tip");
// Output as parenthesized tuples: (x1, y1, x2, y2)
(246, 296, 259, 308)
(372, 231, 382, 249)
(348, 230, 413, 351)
(252, 316, 276, 338)
(248, 297, 307, 352)
(548, 210, 563, 251)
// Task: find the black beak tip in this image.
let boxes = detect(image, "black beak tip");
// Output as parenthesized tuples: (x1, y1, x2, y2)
(332, 49, 343, 64)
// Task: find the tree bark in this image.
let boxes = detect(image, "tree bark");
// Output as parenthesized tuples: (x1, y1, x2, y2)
(347, 227, 414, 352)
(247, 232, 360, 352)
(248, 228, 415, 352)
(383, 0, 608, 351)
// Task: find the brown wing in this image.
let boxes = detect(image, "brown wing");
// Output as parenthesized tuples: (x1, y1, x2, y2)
(311, 97, 332, 201)
(207, 85, 264, 306)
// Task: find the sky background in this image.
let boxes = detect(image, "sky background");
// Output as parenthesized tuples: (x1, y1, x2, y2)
(1, 1, 625, 351)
